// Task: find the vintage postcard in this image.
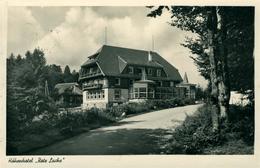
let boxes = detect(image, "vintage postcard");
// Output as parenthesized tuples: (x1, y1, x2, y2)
(0, 0, 259, 168)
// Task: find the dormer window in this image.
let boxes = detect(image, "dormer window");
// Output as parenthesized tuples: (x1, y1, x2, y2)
(137, 68, 142, 75)
(129, 79, 134, 85)
(129, 66, 134, 74)
(148, 68, 152, 76)
(89, 68, 93, 74)
(157, 69, 161, 77)
(115, 78, 120, 85)
(170, 81, 174, 87)
(157, 81, 163, 87)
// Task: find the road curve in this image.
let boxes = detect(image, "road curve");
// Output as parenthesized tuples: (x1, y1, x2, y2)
(30, 104, 202, 155)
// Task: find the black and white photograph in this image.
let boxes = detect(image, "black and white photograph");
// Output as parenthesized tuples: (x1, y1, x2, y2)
(2, 1, 257, 164)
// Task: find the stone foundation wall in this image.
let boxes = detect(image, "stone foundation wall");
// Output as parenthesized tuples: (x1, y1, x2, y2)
(106, 88, 128, 103)
(82, 88, 129, 109)
(82, 101, 107, 109)
(82, 89, 109, 110)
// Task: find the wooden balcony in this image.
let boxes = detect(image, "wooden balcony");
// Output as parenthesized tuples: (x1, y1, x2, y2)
(82, 83, 103, 90)
(79, 72, 102, 80)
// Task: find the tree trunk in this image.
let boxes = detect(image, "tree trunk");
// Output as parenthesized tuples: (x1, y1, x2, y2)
(216, 7, 230, 120)
(206, 7, 220, 131)
(206, 7, 231, 131)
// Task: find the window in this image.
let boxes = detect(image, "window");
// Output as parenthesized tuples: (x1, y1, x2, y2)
(136, 68, 142, 75)
(148, 68, 152, 76)
(115, 78, 120, 85)
(148, 88, 155, 99)
(97, 91, 101, 99)
(89, 68, 93, 74)
(133, 87, 150, 99)
(86, 90, 104, 100)
(155, 87, 175, 99)
(128, 66, 134, 74)
(129, 87, 134, 99)
(139, 87, 147, 98)
(90, 92, 93, 99)
(114, 89, 121, 99)
(157, 69, 161, 77)
(184, 88, 189, 97)
(129, 79, 134, 85)
(134, 88, 139, 98)
(101, 91, 105, 98)
(170, 81, 174, 87)
(157, 81, 163, 87)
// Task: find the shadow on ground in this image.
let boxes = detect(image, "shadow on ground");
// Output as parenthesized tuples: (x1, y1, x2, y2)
(27, 128, 173, 155)
(109, 120, 144, 126)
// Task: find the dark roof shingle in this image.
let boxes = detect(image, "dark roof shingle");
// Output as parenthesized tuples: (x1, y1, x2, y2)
(82, 45, 182, 81)
(55, 83, 82, 95)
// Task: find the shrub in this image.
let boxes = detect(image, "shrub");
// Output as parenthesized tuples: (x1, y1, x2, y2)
(24, 120, 55, 135)
(183, 98, 195, 105)
(147, 100, 168, 109)
(107, 104, 128, 118)
(118, 98, 195, 116)
(145, 100, 157, 109)
(165, 104, 254, 154)
(154, 100, 169, 108)
(166, 105, 224, 154)
(227, 104, 254, 145)
(96, 109, 117, 123)
(125, 102, 150, 115)
(146, 98, 190, 109)
(59, 108, 117, 132)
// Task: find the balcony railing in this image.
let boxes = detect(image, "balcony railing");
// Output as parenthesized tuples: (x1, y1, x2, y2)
(82, 83, 103, 90)
(79, 72, 102, 79)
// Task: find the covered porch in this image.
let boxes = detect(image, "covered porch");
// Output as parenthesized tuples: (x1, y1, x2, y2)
(129, 79, 156, 100)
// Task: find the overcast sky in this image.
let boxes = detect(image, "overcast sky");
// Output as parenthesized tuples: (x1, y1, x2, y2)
(8, 6, 208, 88)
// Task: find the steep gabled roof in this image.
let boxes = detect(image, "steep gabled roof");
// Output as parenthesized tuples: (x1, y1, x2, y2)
(81, 45, 183, 81)
(81, 46, 103, 66)
(177, 72, 196, 87)
(55, 83, 82, 96)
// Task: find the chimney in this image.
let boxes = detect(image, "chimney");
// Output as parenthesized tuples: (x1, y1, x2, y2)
(148, 51, 152, 61)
